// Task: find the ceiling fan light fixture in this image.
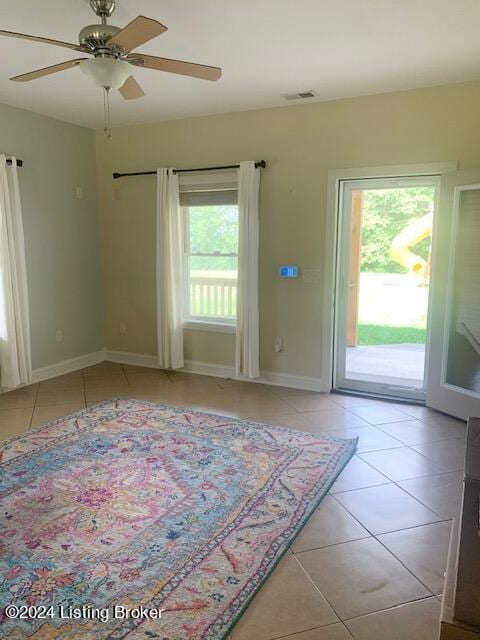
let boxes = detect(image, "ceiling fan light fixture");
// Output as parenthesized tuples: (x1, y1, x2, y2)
(80, 56, 131, 89)
(1, 2, 222, 140)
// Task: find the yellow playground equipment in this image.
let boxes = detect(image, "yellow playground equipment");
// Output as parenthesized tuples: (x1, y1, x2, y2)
(390, 212, 433, 285)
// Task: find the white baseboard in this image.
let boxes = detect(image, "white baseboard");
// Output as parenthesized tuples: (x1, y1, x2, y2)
(32, 350, 105, 383)
(104, 352, 235, 378)
(30, 349, 322, 393)
(260, 370, 323, 392)
(183, 359, 323, 392)
(106, 351, 322, 391)
(104, 350, 158, 369)
(183, 359, 235, 379)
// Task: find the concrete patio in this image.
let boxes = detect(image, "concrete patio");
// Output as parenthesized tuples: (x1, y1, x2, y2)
(346, 343, 425, 388)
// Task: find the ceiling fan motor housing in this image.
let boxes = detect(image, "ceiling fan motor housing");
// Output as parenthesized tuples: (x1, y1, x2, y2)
(79, 24, 122, 54)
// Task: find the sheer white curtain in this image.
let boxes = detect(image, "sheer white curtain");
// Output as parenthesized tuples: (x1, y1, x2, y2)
(156, 168, 184, 369)
(0, 155, 32, 389)
(235, 161, 260, 378)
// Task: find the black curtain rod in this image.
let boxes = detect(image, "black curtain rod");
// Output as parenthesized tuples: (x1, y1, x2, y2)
(112, 160, 266, 180)
(5, 158, 23, 167)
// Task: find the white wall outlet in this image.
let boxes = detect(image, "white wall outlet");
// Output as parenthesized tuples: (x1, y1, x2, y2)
(302, 268, 322, 284)
(76, 187, 83, 200)
(55, 329, 63, 342)
(119, 322, 127, 334)
(274, 337, 285, 353)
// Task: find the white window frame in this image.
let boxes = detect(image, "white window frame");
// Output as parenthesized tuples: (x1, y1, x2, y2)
(182, 204, 238, 334)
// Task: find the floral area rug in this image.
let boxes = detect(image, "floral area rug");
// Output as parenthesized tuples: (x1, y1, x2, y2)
(0, 398, 357, 639)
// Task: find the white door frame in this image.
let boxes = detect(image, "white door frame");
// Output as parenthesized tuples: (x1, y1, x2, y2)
(321, 161, 458, 394)
(426, 172, 480, 418)
(335, 175, 440, 400)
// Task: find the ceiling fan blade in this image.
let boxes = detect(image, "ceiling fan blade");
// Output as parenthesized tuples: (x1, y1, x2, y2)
(107, 16, 167, 53)
(10, 58, 88, 82)
(119, 75, 145, 100)
(0, 29, 85, 52)
(127, 54, 222, 81)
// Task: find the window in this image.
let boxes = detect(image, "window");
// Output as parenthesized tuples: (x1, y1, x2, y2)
(182, 186, 238, 327)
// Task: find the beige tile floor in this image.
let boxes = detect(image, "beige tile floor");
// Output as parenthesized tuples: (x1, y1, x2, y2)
(0, 362, 468, 640)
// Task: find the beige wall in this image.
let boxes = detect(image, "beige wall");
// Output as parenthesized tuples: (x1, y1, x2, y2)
(95, 81, 480, 380)
(0, 103, 103, 370)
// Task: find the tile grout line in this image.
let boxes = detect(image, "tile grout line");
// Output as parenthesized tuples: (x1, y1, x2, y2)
(323, 494, 448, 598)
(271, 621, 354, 640)
(404, 438, 465, 467)
(82, 367, 87, 408)
(330, 492, 451, 533)
(121, 363, 130, 386)
(372, 415, 467, 438)
(395, 475, 461, 518)
(366, 533, 438, 601)
(355, 448, 463, 481)
(28, 381, 41, 430)
(331, 472, 452, 528)
(340, 594, 441, 625)
(329, 450, 461, 520)
(290, 552, 346, 624)
(293, 545, 437, 625)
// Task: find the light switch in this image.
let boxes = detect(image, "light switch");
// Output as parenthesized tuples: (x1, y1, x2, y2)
(76, 187, 83, 200)
(303, 269, 322, 283)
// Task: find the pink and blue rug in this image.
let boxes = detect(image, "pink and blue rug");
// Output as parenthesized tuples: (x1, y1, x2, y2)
(0, 398, 356, 639)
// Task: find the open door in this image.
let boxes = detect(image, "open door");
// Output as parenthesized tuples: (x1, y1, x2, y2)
(335, 176, 437, 401)
(426, 168, 480, 420)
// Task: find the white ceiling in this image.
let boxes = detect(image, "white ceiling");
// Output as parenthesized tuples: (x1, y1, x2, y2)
(1, 0, 480, 129)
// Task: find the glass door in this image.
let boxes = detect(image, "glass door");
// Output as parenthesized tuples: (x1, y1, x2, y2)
(335, 176, 439, 400)
(426, 168, 480, 419)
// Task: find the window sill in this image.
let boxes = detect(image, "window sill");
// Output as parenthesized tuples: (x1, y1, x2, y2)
(183, 320, 236, 334)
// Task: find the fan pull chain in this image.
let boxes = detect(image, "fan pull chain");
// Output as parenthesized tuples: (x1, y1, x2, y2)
(103, 87, 112, 140)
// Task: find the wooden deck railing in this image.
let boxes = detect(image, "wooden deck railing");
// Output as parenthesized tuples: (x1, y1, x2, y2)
(190, 274, 237, 318)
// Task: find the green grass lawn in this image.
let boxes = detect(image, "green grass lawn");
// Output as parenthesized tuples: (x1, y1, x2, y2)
(358, 324, 426, 346)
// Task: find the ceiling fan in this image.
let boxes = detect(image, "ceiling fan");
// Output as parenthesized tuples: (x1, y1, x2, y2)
(0, 0, 222, 134)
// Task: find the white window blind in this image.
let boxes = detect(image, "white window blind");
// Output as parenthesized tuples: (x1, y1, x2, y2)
(179, 189, 237, 207)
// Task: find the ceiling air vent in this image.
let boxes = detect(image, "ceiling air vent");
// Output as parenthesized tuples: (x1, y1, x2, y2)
(282, 90, 318, 101)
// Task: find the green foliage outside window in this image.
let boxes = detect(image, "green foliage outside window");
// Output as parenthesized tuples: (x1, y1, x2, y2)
(188, 205, 238, 271)
(361, 187, 435, 273)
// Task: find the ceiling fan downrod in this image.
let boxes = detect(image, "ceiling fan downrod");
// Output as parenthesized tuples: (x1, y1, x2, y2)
(90, 0, 116, 24)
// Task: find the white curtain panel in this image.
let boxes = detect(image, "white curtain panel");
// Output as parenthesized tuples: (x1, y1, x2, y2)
(0, 155, 32, 389)
(236, 161, 260, 378)
(156, 168, 184, 369)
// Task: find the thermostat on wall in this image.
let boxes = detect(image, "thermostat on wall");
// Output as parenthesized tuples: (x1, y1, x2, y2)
(279, 265, 298, 278)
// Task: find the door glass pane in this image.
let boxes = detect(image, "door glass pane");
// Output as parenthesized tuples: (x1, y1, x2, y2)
(344, 184, 435, 390)
(445, 189, 480, 394)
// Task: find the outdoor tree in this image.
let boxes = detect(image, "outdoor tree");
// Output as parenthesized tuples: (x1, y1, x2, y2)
(361, 186, 435, 273)
(188, 205, 238, 271)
